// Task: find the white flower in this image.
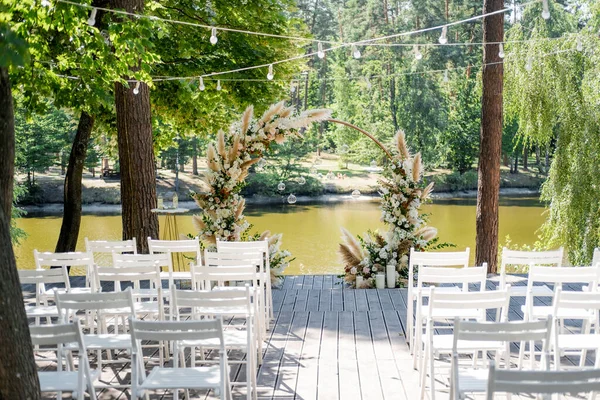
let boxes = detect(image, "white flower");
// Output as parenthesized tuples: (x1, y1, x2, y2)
(350, 267, 357, 275)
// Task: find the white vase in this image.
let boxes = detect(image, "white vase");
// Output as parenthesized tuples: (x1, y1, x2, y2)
(375, 273, 385, 289)
(386, 265, 396, 288)
(355, 275, 363, 288)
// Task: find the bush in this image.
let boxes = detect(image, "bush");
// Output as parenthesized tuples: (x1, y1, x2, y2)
(242, 172, 324, 197)
(431, 170, 478, 191)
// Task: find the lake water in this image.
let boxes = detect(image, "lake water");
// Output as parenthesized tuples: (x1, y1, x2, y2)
(13, 196, 546, 274)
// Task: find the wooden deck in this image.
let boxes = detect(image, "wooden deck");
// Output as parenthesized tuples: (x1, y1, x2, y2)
(26, 275, 592, 400)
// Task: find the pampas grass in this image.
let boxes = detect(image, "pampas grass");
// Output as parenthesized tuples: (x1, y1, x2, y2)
(395, 130, 410, 159)
(216, 130, 227, 161)
(240, 158, 260, 170)
(412, 152, 422, 182)
(422, 182, 434, 200)
(339, 244, 362, 267)
(229, 134, 240, 161)
(235, 198, 245, 219)
(192, 215, 206, 231)
(240, 105, 253, 136)
(206, 144, 219, 172)
(259, 101, 285, 124)
(259, 230, 271, 241)
(340, 227, 364, 262)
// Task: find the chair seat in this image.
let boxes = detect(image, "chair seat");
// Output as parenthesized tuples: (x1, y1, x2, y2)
(38, 369, 99, 392)
(557, 334, 600, 350)
(509, 284, 553, 296)
(25, 305, 58, 318)
(140, 366, 224, 390)
(180, 329, 250, 349)
(170, 271, 192, 280)
(81, 334, 132, 350)
(424, 335, 504, 353)
(456, 367, 489, 394)
(42, 287, 92, 297)
(521, 305, 594, 320)
(134, 301, 161, 314)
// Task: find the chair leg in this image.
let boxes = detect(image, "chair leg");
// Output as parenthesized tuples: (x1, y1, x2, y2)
(419, 340, 428, 400)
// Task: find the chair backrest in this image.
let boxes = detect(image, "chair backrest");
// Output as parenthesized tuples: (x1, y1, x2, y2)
(427, 286, 511, 322)
(485, 362, 600, 399)
(527, 266, 600, 288)
(171, 284, 252, 320)
(19, 267, 71, 302)
(500, 247, 563, 276)
(552, 287, 600, 322)
(191, 263, 259, 291)
(148, 237, 201, 265)
(408, 247, 470, 290)
(130, 317, 225, 347)
(593, 248, 600, 267)
(55, 289, 135, 325)
(113, 252, 173, 284)
(416, 265, 487, 293)
(85, 238, 137, 267)
(93, 264, 162, 292)
(34, 250, 95, 288)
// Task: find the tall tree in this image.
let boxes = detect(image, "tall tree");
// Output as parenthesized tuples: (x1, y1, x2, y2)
(0, 30, 40, 398)
(475, 0, 504, 273)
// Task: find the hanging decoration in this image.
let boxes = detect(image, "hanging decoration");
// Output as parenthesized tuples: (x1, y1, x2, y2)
(191, 102, 331, 276)
(339, 130, 438, 288)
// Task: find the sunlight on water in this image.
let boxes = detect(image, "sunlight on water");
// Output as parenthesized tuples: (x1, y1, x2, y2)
(13, 197, 546, 275)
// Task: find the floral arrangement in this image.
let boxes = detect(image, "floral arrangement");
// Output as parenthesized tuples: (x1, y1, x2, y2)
(339, 130, 438, 288)
(191, 102, 330, 278)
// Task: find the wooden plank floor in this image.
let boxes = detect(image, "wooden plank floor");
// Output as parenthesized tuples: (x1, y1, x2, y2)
(26, 275, 593, 400)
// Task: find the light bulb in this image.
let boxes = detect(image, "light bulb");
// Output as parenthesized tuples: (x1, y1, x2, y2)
(351, 189, 361, 199)
(370, 160, 377, 168)
(541, 0, 550, 19)
(297, 176, 306, 185)
(290, 82, 296, 93)
(87, 8, 97, 26)
(216, 80, 221, 90)
(498, 43, 505, 58)
(40, 0, 51, 7)
(317, 42, 325, 59)
(133, 81, 140, 95)
(438, 26, 448, 44)
(352, 44, 361, 59)
(309, 166, 317, 175)
(339, 144, 349, 154)
(287, 194, 297, 204)
(414, 45, 423, 60)
(576, 37, 583, 52)
(443, 70, 449, 83)
(210, 27, 218, 45)
(277, 182, 286, 191)
(267, 64, 274, 80)
(525, 56, 533, 72)
(199, 76, 205, 91)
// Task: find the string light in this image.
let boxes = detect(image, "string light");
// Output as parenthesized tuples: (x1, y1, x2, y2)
(210, 27, 218, 45)
(267, 64, 274, 80)
(133, 81, 140, 95)
(198, 76, 205, 91)
(216, 79, 222, 90)
(414, 45, 423, 60)
(352, 44, 361, 59)
(439, 26, 448, 44)
(87, 8, 97, 26)
(576, 37, 583, 52)
(317, 42, 325, 59)
(498, 43, 505, 58)
(541, 0, 550, 19)
(290, 82, 296, 93)
(41, 0, 51, 7)
(525, 55, 533, 71)
(443, 70, 449, 82)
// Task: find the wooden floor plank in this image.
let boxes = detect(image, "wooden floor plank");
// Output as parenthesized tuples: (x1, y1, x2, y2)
(295, 311, 323, 400)
(272, 311, 309, 399)
(317, 311, 339, 400)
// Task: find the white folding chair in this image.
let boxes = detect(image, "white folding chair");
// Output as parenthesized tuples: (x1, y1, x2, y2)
(485, 362, 600, 399)
(451, 318, 553, 400)
(85, 237, 137, 268)
(55, 289, 137, 375)
(148, 237, 201, 282)
(521, 266, 600, 368)
(31, 319, 98, 400)
(34, 250, 95, 292)
(419, 287, 511, 400)
(412, 263, 485, 369)
(552, 288, 600, 369)
(499, 247, 564, 295)
(593, 248, 600, 267)
(130, 317, 232, 400)
(217, 240, 273, 321)
(172, 285, 257, 400)
(19, 266, 70, 323)
(407, 247, 470, 347)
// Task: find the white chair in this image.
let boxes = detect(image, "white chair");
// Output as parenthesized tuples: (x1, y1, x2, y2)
(412, 263, 485, 369)
(521, 266, 600, 368)
(55, 289, 137, 375)
(419, 287, 511, 400)
(406, 247, 470, 347)
(112, 252, 172, 307)
(217, 240, 273, 321)
(19, 267, 70, 323)
(552, 288, 600, 369)
(499, 247, 564, 295)
(85, 238, 137, 269)
(593, 248, 600, 267)
(34, 250, 95, 292)
(172, 285, 257, 400)
(451, 318, 553, 400)
(148, 237, 201, 282)
(31, 319, 98, 400)
(485, 362, 600, 399)
(130, 317, 232, 400)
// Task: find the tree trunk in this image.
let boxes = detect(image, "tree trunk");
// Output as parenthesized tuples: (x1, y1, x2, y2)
(192, 137, 198, 175)
(475, 0, 504, 274)
(111, 0, 158, 254)
(389, 67, 398, 132)
(545, 143, 550, 173)
(523, 145, 529, 171)
(535, 145, 540, 166)
(55, 111, 94, 253)
(513, 150, 519, 173)
(0, 66, 41, 399)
